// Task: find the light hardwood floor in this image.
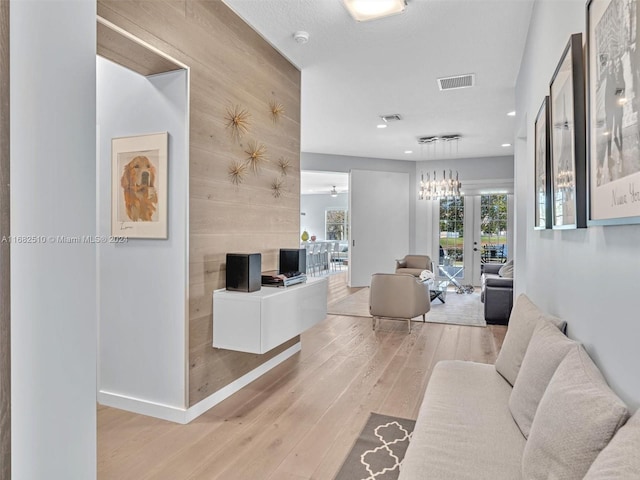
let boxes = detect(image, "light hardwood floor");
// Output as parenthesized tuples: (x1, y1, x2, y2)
(98, 273, 506, 480)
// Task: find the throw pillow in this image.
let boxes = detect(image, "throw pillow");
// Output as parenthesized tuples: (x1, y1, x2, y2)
(419, 269, 434, 282)
(509, 320, 578, 438)
(522, 346, 629, 480)
(494, 294, 567, 386)
(498, 259, 514, 278)
(584, 410, 640, 478)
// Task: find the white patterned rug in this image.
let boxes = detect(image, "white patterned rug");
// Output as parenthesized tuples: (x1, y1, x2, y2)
(327, 286, 486, 327)
(334, 413, 415, 480)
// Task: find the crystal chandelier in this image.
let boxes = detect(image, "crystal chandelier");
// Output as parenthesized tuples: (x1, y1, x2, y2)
(419, 170, 462, 200)
(417, 134, 462, 200)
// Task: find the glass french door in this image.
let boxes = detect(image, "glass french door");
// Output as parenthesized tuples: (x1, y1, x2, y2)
(438, 193, 511, 286)
(438, 196, 467, 283)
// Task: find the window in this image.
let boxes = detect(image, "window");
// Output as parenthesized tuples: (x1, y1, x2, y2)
(325, 209, 348, 241)
(480, 194, 508, 263)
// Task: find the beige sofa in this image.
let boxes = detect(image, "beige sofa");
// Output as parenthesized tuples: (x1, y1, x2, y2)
(399, 294, 640, 479)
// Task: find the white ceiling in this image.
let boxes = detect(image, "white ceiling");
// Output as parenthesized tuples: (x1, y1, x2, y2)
(222, 0, 534, 162)
(300, 171, 349, 195)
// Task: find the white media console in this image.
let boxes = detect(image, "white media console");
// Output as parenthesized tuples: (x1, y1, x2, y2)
(212, 276, 328, 354)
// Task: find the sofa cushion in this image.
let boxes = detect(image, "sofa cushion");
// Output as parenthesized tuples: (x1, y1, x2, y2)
(495, 294, 566, 386)
(522, 347, 629, 479)
(399, 361, 525, 480)
(509, 320, 578, 438)
(584, 409, 640, 478)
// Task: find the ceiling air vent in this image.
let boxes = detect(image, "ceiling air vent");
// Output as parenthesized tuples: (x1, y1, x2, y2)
(437, 74, 475, 91)
(380, 114, 402, 123)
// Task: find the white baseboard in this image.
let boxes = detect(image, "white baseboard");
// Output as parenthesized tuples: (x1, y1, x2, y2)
(98, 342, 301, 424)
(98, 390, 189, 423)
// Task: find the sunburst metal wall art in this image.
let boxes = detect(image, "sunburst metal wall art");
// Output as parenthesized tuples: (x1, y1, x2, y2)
(269, 100, 285, 124)
(224, 105, 251, 141)
(277, 157, 291, 176)
(228, 160, 248, 185)
(271, 177, 284, 198)
(245, 141, 268, 173)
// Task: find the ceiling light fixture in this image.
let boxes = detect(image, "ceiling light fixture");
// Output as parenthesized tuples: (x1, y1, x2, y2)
(501, 143, 512, 147)
(342, 0, 406, 22)
(330, 186, 338, 197)
(404, 150, 413, 154)
(377, 124, 387, 129)
(507, 111, 516, 117)
(417, 135, 463, 200)
(419, 170, 462, 200)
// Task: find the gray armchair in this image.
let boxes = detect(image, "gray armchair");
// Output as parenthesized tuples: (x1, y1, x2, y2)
(395, 255, 434, 277)
(370, 273, 431, 332)
(481, 262, 514, 325)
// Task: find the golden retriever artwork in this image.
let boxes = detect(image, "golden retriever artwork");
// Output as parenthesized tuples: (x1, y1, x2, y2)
(112, 133, 167, 239)
(120, 154, 158, 222)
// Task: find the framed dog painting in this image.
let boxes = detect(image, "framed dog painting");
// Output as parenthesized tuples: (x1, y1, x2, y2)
(111, 132, 168, 239)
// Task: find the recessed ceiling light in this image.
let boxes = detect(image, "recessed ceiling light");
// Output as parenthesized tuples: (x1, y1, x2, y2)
(501, 143, 512, 147)
(377, 124, 387, 129)
(404, 150, 413, 154)
(507, 111, 516, 117)
(342, 0, 406, 22)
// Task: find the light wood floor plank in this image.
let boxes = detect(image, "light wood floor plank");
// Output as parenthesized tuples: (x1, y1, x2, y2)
(98, 272, 507, 480)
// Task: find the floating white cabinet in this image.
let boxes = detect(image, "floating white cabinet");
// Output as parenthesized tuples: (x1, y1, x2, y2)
(212, 277, 328, 354)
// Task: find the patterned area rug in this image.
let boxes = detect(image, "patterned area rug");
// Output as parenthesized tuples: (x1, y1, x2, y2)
(334, 413, 416, 480)
(327, 286, 486, 327)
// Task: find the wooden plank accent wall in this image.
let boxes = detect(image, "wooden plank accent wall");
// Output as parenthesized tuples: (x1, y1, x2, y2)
(97, 20, 183, 76)
(97, 0, 301, 406)
(0, 1, 9, 477)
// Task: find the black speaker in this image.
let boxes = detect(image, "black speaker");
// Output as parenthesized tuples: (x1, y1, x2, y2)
(226, 253, 261, 292)
(279, 248, 306, 274)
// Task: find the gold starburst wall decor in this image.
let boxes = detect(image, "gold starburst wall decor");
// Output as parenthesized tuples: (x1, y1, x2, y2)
(277, 157, 291, 176)
(271, 177, 284, 198)
(224, 105, 251, 141)
(245, 141, 268, 173)
(228, 160, 248, 185)
(269, 100, 285, 124)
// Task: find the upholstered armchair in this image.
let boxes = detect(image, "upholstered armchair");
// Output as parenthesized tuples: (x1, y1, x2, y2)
(395, 255, 434, 277)
(369, 273, 431, 332)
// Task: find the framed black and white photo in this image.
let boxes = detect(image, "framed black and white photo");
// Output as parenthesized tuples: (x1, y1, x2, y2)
(587, 0, 640, 225)
(534, 96, 552, 230)
(550, 33, 587, 229)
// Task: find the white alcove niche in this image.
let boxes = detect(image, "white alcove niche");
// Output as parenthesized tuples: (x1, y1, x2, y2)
(96, 19, 190, 422)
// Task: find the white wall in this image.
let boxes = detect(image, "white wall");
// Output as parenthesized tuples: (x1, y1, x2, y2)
(516, 0, 640, 408)
(97, 57, 188, 410)
(300, 193, 348, 241)
(10, 1, 97, 478)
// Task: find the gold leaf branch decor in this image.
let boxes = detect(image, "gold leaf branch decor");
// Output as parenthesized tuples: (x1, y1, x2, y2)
(245, 141, 268, 173)
(228, 160, 248, 185)
(269, 100, 285, 124)
(225, 105, 251, 141)
(278, 157, 291, 176)
(271, 177, 284, 198)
